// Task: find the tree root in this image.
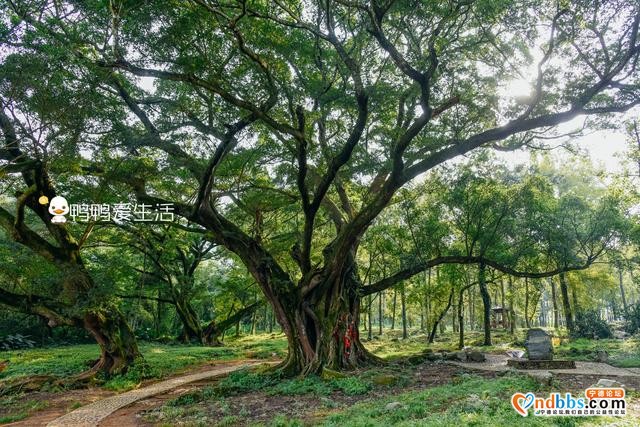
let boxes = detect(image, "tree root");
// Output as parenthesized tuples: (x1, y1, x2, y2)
(0, 375, 58, 396)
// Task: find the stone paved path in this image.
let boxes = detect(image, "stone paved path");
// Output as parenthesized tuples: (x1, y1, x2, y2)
(450, 354, 640, 377)
(46, 361, 267, 427)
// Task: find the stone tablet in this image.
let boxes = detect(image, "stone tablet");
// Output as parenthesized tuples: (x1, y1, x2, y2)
(525, 328, 553, 360)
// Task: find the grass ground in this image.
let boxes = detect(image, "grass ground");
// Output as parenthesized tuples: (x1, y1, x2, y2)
(141, 363, 639, 426)
(0, 333, 286, 423)
(0, 333, 287, 389)
(1, 329, 639, 425)
(367, 328, 640, 368)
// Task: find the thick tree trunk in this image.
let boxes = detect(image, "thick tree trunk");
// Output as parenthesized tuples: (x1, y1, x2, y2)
(66, 269, 142, 377)
(275, 287, 375, 375)
(558, 272, 574, 332)
(175, 297, 204, 344)
(83, 308, 141, 376)
(0, 285, 141, 377)
(269, 254, 380, 376)
(478, 264, 492, 346)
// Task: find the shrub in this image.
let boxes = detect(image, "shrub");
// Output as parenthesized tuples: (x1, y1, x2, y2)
(216, 369, 278, 395)
(268, 376, 332, 396)
(571, 310, 612, 339)
(331, 376, 372, 395)
(0, 334, 36, 350)
(624, 304, 640, 335)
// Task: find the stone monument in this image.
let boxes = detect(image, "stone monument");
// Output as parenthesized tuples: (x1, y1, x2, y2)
(507, 328, 575, 369)
(525, 328, 553, 360)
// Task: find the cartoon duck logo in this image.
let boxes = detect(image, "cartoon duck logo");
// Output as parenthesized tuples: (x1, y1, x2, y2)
(48, 196, 70, 224)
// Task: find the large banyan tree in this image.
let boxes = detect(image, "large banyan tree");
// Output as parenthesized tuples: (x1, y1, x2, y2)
(1, 0, 639, 374)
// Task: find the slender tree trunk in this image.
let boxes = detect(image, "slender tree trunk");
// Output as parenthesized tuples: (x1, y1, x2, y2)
(558, 272, 574, 333)
(391, 290, 397, 330)
(478, 264, 492, 346)
(251, 310, 257, 335)
(539, 284, 547, 327)
(367, 294, 373, 340)
(401, 284, 407, 339)
(452, 299, 457, 333)
(469, 286, 475, 330)
(571, 283, 579, 317)
(458, 288, 465, 349)
(619, 267, 628, 316)
(428, 287, 454, 343)
(425, 269, 431, 333)
(378, 291, 383, 335)
(550, 277, 559, 329)
(202, 302, 262, 346)
(524, 277, 531, 328)
(508, 276, 515, 334)
(269, 307, 274, 333)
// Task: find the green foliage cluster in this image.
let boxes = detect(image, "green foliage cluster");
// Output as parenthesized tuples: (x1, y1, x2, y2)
(624, 304, 640, 335)
(570, 311, 613, 340)
(165, 368, 373, 410)
(0, 334, 36, 351)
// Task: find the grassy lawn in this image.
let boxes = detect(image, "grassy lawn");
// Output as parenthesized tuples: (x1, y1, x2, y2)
(0, 333, 288, 391)
(554, 337, 640, 368)
(0, 334, 288, 424)
(2, 329, 639, 391)
(142, 365, 639, 426)
(0, 395, 47, 424)
(365, 328, 640, 368)
(364, 328, 528, 360)
(322, 375, 636, 427)
(2, 331, 640, 425)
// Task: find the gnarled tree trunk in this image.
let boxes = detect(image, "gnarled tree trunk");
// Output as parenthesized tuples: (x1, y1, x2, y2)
(83, 307, 141, 376)
(272, 254, 379, 376)
(175, 297, 204, 344)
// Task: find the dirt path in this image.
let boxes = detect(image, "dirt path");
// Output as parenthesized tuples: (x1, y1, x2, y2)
(40, 360, 271, 427)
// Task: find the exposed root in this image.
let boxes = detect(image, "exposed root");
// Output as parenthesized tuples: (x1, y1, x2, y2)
(0, 375, 57, 396)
